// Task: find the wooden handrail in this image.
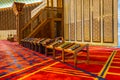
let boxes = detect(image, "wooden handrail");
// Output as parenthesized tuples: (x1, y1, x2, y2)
(21, 7, 62, 32)
(21, 7, 47, 32)
(21, 6, 63, 38)
(27, 18, 50, 38)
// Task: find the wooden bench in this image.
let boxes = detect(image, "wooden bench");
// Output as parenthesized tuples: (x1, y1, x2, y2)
(53, 42, 75, 59)
(62, 43, 89, 67)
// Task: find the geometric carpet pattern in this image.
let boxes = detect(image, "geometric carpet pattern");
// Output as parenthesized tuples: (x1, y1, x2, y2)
(0, 40, 53, 79)
(0, 40, 120, 80)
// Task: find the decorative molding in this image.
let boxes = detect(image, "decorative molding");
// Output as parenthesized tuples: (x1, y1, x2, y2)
(12, 2, 25, 16)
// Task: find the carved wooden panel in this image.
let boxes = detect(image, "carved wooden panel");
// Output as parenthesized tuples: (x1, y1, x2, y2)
(64, 0, 117, 46)
(76, 0, 82, 41)
(92, 0, 101, 42)
(64, 0, 69, 40)
(83, 0, 90, 42)
(0, 11, 1, 30)
(0, 3, 40, 30)
(103, 0, 114, 43)
(64, 24, 69, 40)
(70, 23, 75, 40)
(70, 0, 75, 41)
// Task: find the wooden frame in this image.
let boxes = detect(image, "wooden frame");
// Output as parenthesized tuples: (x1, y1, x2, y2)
(62, 44, 89, 67)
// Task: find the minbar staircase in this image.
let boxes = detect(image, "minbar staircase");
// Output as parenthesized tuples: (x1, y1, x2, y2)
(15, 0, 64, 43)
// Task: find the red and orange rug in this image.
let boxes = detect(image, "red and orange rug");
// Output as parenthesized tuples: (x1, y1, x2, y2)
(0, 40, 120, 80)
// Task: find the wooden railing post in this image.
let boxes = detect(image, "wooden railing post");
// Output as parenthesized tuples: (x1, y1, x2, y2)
(12, 2, 25, 44)
(50, 0, 56, 38)
(57, 0, 62, 7)
(47, 0, 49, 7)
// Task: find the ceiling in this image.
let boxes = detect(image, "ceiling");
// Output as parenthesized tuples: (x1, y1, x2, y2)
(0, 0, 42, 8)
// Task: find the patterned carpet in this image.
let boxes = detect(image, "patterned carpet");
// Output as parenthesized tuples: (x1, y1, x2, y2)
(0, 40, 55, 80)
(0, 40, 120, 80)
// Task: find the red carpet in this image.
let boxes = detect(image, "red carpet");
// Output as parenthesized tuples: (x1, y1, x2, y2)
(0, 40, 120, 80)
(0, 40, 55, 80)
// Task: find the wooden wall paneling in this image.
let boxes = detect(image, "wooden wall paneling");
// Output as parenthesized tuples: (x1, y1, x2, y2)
(9, 8, 12, 30)
(103, 0, 114, 43)
(14, 9, 16, 29)
(0, 3, 40, 39)
(4, 9, 6, 30)
(6, 9, 9, 29)
(83, 0, 91, 42)
(76, 0, 82, 41)
(92, 0, 101, 42)
(28, 6, 30, 23)
(3, 9, 6, 30)
(21, 9, 25, 29)
(25, 6, 28, 23)
(2, 9, 5, 30)
(7, 9, 10, 30)
(70, 0, 75, 41)
(1, 9, 3, 29)
(26, 6, 32, 35)
(12, 8, 16, 30)
(24, 6, 27, 24)
(11, 8, 16, 30)
(23, 7, 27, 24)
(1, 10, 3, 30)
(0, 10, 1, 30)
(28, 6, 30, 22)
(9, 8, 11, 30)
(5, 9, 7, 30)
(64, 0, 69, 40)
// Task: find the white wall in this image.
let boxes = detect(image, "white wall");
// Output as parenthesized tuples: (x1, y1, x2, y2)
(0, 30, 17, 40)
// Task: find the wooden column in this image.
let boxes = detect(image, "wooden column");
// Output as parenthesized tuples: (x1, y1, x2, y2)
(50, 0, 55, 38)
(62, 0, 64, 37)
(12, 2, 25, 44)
(57, 0, 62, 7)
(47, 0, 49, 7)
